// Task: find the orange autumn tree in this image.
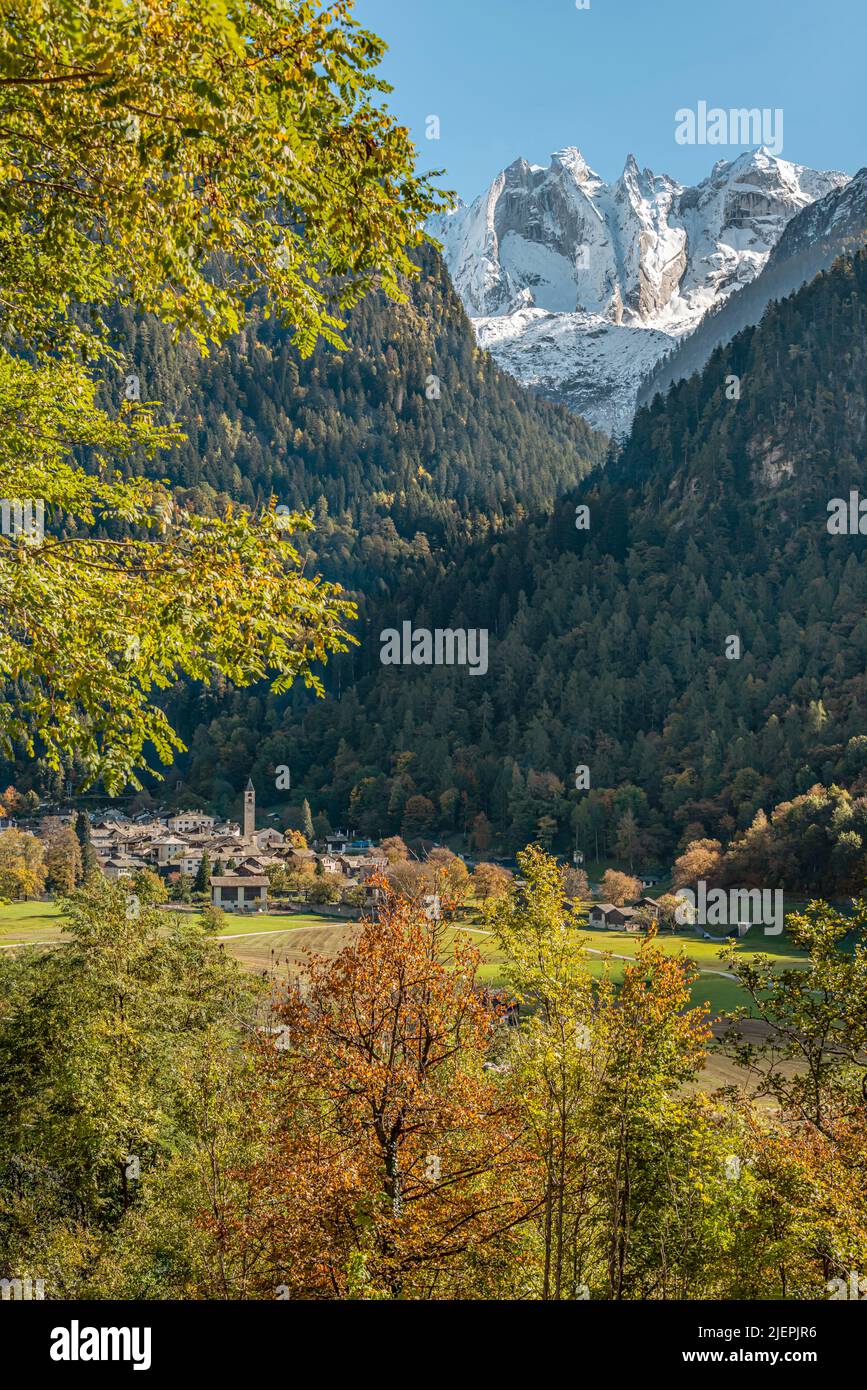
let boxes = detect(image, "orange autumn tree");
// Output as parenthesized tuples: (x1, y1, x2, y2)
(222, 884, 535, 1299)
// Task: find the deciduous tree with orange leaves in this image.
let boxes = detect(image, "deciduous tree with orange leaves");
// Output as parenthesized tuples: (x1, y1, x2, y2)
(217, 885, 536, 1298)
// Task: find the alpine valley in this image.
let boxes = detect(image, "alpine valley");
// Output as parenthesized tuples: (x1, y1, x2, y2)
(7, 0, 867, 1320)
(4, 137, 867, 894)
(42, 237, 864, 898)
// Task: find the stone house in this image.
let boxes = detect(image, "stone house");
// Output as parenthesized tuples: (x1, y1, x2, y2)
(168, 813, 215, 834)
(210, 869, 269, 912)
(102, 854, 147, 882)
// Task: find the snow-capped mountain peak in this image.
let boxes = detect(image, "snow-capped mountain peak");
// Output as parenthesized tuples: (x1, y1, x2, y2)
(430, 146, 849, 435)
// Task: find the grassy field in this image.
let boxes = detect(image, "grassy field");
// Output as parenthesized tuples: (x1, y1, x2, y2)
(199, 916, 803, 1014)
(0, 899, 510, 990)
(0, 898, 808, 1015)
(0, 898, 809, 1099)
(221, 919, 508, 980)
(577, 924, 811, 1014)
(0, 889, 811, 989)
(0, 899, 66, 944)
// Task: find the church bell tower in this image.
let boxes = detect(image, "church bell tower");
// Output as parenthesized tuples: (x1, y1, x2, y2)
(243, 778, 255, 840)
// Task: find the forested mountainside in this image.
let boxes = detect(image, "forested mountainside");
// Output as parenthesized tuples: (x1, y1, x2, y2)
(0, 246, 604, 799)
(168, 249, 867, 886)
(102, 244, 606, 592)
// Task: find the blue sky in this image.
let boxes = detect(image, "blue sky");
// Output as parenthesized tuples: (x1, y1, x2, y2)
(353, 0, 865, 200)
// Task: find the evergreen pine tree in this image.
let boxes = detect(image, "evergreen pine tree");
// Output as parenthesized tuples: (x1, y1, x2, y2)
(74, 811, 100, 878)
(195, 850, 211, 896)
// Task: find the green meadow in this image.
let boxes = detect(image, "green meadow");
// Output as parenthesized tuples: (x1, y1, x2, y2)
(0, 899, 810, 1017)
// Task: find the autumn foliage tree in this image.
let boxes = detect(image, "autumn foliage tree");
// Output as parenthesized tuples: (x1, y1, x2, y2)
(488, 848, 717, 1300)
(600, 869, 642, 906)
(487, 846, 596, 1299)
(724, 899, 867, 1133)
(472, 862, 513, 902)
(42, 823, 83, 894)
(672, 838, 724, 889)
(0, 827, 46, 899)
(591, 935, 713, 1298)
(221, 889, 533, 1298)
(426, 847, 470, 903)
(3, 851, 867, 1301)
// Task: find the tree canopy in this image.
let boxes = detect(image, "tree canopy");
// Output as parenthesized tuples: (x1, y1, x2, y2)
(0, 0, 448, 791)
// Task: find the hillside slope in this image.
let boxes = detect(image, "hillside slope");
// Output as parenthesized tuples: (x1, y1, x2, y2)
(106, 245, 606, 591)
(0, 247, 606, 800)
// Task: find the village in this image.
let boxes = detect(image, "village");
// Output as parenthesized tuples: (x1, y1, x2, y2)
(0, 777, 689, 930)
(3, 765, 776, 945)
(86, 781, 398, 915)
(0, 779, 464, 919)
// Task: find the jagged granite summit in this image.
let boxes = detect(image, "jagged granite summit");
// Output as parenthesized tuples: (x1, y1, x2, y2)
(430, 147, 849, 435)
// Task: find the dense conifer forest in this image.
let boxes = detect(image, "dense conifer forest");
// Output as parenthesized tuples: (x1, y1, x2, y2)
(101, 244, 606, 590)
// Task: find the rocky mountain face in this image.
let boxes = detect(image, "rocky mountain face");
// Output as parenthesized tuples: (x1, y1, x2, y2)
(640, 166, 867, 410)
(431, 147, 849, 435)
